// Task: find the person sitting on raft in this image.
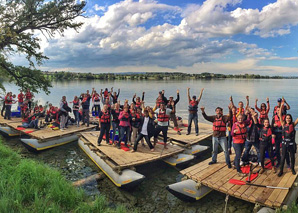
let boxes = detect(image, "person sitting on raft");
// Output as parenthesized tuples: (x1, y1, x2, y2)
(117, 106, 132, 149)
(97, 104, 111, 146)
(131, 109, 155, 153)
(231, 112, 251, 177)
(241, 108, 260, 166)
(251, 113, 276, 174)
(273, 98, 290, 116)
(187, 87, 204, 136)
(153, 102, 175, 149)
(255, 97, 270, 124)
(132, 92, 145, 109)
(111, 87, 120, 104)
(277, 98, 298, 177)
(167, 90, 181, 135)
(200, 105, 232, 168)
(22, 109, 40, 129)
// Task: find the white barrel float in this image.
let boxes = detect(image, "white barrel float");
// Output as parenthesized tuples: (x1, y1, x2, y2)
(183, 144, 209, 156)
(166, 179, 212, 202)
(163, 153, 194, 167)
(78, 138, 145, 189)
(21, 134, 79, 152)
(0, 126, 20, 137)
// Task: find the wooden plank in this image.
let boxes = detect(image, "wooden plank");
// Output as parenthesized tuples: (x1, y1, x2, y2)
(0, 117, 23, 125)
(81, 131, 184, 169)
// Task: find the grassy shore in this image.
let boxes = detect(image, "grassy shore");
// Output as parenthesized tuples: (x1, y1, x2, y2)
(0, 139, 127, 212)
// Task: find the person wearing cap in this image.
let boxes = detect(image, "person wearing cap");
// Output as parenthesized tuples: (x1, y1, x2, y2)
(187, 88, 204, 136)
(167, 90, 180, 135)
(200, 105, 232, 168)
(273, 98, 290, 116)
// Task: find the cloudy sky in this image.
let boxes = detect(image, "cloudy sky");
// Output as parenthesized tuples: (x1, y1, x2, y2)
(16, 0, 298, 75)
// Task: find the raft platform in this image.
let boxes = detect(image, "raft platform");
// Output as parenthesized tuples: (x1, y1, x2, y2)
(79, 131, 194, 188)
(175, 152, 298, 210)
(0, 117, 24, 136)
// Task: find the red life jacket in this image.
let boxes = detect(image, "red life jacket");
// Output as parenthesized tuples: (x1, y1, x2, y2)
(213, 116, 226, 132)
(157, 109, 169, 122)
(188, 100, 198, 112)
(4, 95, 12, 104)
(233, 122, 247, 144)
(22, 117, 29, 123)
(93, 95, 100, 102)
(120, 113, 130, 122)
(100, 111, 110, 123)
(259, 127, 272, 143)
(18, 93, 24, 102)
(21, 104, 28, 112)
(39, 107, 44, 113)
(236, 108, 244, 115)
(156, 98, 164, 108)
(112, 109, 121, 122)
(104, 90, 108, 98)
(273, 114, 285, 130)
(258, 110, 268, 124)
(26, 92, 32, 100)
(135, 101, 141, 108)
(282, 123, 295, 144)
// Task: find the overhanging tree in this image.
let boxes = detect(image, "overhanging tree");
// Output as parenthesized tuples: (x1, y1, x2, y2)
(0, 0, 86, 94)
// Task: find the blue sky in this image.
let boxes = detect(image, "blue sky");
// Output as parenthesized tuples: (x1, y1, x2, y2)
(25, 0, 298, 75)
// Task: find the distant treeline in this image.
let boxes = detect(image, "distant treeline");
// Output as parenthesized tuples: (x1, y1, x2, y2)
(43, 71, 298, 80)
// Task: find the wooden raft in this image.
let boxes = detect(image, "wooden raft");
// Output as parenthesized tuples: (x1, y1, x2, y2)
(6, 122, 96, 141)
(167, 121, 213, 146)
(0, 117, 23, 125)
(181, 152, 298, 208)
(80, 131, 184, 170)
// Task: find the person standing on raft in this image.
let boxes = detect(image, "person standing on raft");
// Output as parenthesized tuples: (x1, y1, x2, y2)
(97, 104, 111, 146)
(277, 98, 298, 177)
(154, 102, 175, 149)
(255, 97, 270, 124)
(167, 90, 181, 135)
(187, 88, 203, 136)
(200, 105, 232, 168)
(131, 109, 155, 152)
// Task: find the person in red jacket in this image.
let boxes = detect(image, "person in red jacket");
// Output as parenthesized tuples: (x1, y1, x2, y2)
(97, 105, 111, 145)
(25, 89, 34, 109)
(231, 111, 251, 177)
(18, 90, 24, 107)
(201, 105, 232, 169)
(187, 87, 203, 136)
(255, 97, 270, 124)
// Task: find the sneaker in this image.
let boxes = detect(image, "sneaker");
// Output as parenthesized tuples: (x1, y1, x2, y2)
(291, 169, 296, 175)
(277, 171, 283, 177)
(186, 132, 190, 135)
(240, 161, 244, 166)
(227, 163, 232, 169)
(228, 149, 232, 155)
(116, 145, 121, 149)
(209, 161, 216, 165)
(196, 133, 199, 136)
(97, 143, 101, 146)
(238, 172, 247, 177)
(60, 129, 64, 131)
(177, 131, 181, 135)
(260, 168, 265, 174)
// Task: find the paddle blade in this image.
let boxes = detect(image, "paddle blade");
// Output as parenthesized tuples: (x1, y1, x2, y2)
(265, 161, 272, 169)
(229, 179, 246, 185)
(16, 127, 25, 130)
(25, 130, 34, 134)
(246, 173, 258, 182)
(241, 165, 251, 174)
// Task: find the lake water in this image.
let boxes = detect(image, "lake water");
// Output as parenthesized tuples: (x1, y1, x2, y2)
(3, 78, 298, 121)
(2, 78, 298, 212)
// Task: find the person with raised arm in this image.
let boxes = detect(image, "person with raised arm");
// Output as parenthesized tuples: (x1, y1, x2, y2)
(273, 98, 290, 116)
(187, 88, 203, 136)
(97, 104, 112, 146)
(153, 102, 174, 149)
(132, 92, 145, 109)
(277, 98, 298, 177)
(231, 111, 251, 177)
(155, 90, 167, 109)
(200, 104, 232, 168)
(91, 88, 101, 117)
(251, 112, 276, 174)
(227, 98, 237, 154)
(255, 97, 270, 124)
(167, 89, 180, 135)
(230, 96, 249, 116)
(111, 87, 120, 104)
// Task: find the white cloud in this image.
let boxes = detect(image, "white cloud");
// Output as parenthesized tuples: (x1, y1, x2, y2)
(94, 4, 106, 12)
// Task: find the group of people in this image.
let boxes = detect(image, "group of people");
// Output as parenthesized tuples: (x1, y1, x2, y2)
(2, 87, 296, 177)
(202, 96, 297, 177)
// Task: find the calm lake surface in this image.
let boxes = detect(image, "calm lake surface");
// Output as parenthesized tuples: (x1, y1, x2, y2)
(2, 78, 298, 212)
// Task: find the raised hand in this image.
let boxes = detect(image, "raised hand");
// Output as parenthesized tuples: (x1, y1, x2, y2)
(177, 89, 179, 93)
(200, 106, 205, 112)
(255, 98, 258, 102)
(266, 97, 269, 102)
(246, 96, 249, 100)
(230, 96, 233, 102)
